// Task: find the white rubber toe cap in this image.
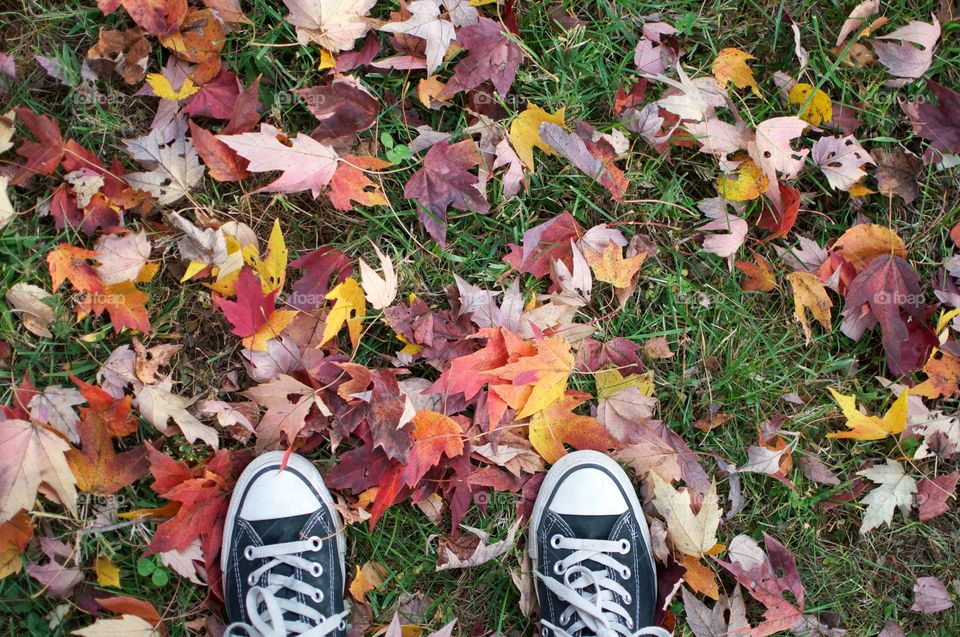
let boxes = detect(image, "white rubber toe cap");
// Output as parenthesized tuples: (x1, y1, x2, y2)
(239, 464, 323, 521)
(547, 467, 628, 516)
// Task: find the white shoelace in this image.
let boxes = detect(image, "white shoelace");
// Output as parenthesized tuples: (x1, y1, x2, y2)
(536, 535, 671, 637)
(225, 536, 349, 637)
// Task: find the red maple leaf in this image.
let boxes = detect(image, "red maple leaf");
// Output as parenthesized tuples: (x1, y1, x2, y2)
(11, 108, 65, 186)
(143, 444, 251, 600)
(214, 267, 277, 337)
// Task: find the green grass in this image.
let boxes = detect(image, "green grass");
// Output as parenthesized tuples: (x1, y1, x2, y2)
(2, 0, 959, 634)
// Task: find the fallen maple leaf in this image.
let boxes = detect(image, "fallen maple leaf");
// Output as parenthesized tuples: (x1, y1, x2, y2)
(218, 124, 339, 198)
(243, 374, 332, 451)
(650, 473, 721, 557)
(0, 418, 78, 523)
(10, 108, 65, 186)
(811, 135, 873, 191)
(0, 510, 34, 579)
(348, 561, 387, 603)
(787, 83, 832, 126)
(509, 103, 565, 169)
(538, 122, 629, 200)
(379, 0, 455, 74)
(872, 148, 923, 204)
(711, 48, 759, 96)
(856, 459, 916, 534)
(329, 155, 390, 211)
(359, 245, 397, 311)
(786, 272, 833, 343)
(369, 410, 465, 526)
(99, 0, 188, 38)
(5, 282, 55, 338)
(403, 140, 489, 245)
(320, 277, 365, 349)
(94, 231, 151, 285)
(528, 394, 618, 463)
(296, 78, 379, 140)
(917, 472, 959, 521)
(282, 0, 375, 52)
(681, 584, 749, 637)
(827, 387, 907, 440)
(911, 576, 954, 614)
(842, 254, 933, 375)
(439, 17, 524, 97)
(716, 158, 768, 201)
(485, 335, 574, 419)
(902, 80, 960, 156)
(214, 268, 297, 352)
(715, 534, 805, 636)
(123, 128, 204, 205)
(698, 198, 748, 263)
(73, 614, 161, 636)
(749, 116, 809, 182)
(874, 17, 940, 86)
(64, 377, 149, 495)
(585, 241, 646, 290)
(735, 251, 776, 292)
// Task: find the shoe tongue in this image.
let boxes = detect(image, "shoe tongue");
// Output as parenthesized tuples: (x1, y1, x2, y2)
(558, 513, 621, 540)
(247, 512, 316, 545)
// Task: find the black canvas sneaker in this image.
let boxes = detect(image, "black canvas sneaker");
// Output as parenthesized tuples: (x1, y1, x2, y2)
(529, 450, 669, 637)
(222, 451, 348, 637)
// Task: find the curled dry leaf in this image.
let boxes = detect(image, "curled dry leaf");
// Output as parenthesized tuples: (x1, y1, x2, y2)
(6, 282, 55, 338)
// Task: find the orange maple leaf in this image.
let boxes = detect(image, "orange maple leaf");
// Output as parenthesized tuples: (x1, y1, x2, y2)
(65, 377, 149, 495)
(529, 393, 618, 463)
(486, 335, 574, 419)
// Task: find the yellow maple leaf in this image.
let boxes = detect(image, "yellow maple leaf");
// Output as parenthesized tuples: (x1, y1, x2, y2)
(595, 369, 654, 399)
(320, 278, 366, 350)
(827, 388, 908, 440)
(243, 308, 298, 352)
(487, 335, 574, 418)
(711, 48, 760, 96)
(529, 394, 618, 463)
(585, 242, 648, 289)
(510, 104, 566, 169)
(94, 556, 120, 588)
(788, 83, 833, 126)
(348, 562, 387, 604)
(716, 158, 768, 201)
(251, 219, 288, 294)
(146, 73, 200, 101)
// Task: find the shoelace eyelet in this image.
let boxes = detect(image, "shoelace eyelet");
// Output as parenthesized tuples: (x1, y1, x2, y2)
(540, 628, 549, 637)
(627, 618, 634, 629)
(619, 539, 631, 554)
(247, 573, 257, 586)
(339, 620, 348, 631)
(308, 536, 323, 551)
(310, 563, 323, 577)
(621, 566, 631, 579)
(243, 546, 254, 560)
(553, 561, 565, 575)
(312, 590, 324, 603)
(549, 534, 563, 549)
(624, 592, 632, 604)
